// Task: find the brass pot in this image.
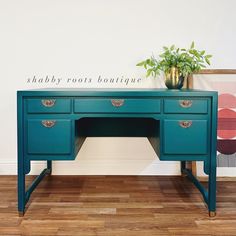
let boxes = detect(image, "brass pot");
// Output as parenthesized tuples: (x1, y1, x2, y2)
(164, 67, 185, 89)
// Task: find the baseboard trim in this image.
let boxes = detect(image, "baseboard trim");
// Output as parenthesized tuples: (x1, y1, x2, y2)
(1, 162, 236, 177)
(0, 161, 180, 175)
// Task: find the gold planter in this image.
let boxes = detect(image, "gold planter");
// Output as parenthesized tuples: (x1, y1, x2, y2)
(164, 67, 185, 89)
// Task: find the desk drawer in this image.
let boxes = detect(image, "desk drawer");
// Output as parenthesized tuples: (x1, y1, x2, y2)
(163, 119, 208, 155)
(27, 98, 71, 113)
(74, 98, 161, 113)
(27, 119, 72, 155)
(164, 98, 208, 114)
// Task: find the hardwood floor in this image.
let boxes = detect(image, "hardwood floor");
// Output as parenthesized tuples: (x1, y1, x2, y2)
(0, 175, 236, 236)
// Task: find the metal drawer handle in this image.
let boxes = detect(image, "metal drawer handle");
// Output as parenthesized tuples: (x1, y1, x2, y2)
(42, 120, 56, 128)
(41, 99, 56, 107)
(179, 100, 192, 108)
(179, 121, 192, 128)
(111, 99, 124, 107)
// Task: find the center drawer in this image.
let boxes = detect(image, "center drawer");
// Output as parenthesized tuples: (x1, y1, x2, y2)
(74, 98, 161, 113)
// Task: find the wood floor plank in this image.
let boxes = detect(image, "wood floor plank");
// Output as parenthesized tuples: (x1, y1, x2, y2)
(0, 175, 236, 235)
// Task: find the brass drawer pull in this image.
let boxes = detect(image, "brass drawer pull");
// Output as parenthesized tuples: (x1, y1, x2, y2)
(42, 120, 56, 128)
(111, 99, 124, 107)
(41, 99, 56, 107)
(179, 121, 192, 128)
(179, 100, 192, 108)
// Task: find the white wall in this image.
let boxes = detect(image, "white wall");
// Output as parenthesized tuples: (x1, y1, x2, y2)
(0, 0, 236, 175)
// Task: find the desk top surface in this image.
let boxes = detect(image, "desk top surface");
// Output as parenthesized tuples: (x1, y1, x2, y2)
(17, 88, 217, 97)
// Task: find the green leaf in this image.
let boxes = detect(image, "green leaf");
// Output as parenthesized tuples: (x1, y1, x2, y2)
(199, 64, 206, 68)
(205, 58, 211, 65)
(163, 46, 168, 51)
(190, 41, 195, 49)
(200, 50, 205, 55)
(205, 54, 212, 58)
(189, 50, 194, 55)
(146, 69, 153, 77)
(136, 61, 146, 66)
(170, 45, 175, 50)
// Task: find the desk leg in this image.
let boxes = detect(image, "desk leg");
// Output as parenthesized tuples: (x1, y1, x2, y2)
(181, 161, 187, 177)
(18, 160, 52, 216)
(208, 92, 217, 217)
(208, 153, 217, 217)
(47, 161, 52, 175)
(181, 161, 216, 217)
(18, 153, 25, 216)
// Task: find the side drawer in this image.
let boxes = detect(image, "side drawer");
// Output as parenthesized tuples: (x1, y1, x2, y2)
(27, 98, 71, 113)
(163, 119, 208, 155)
(74, 98, 161, 113)
(27, 119, 72, 155)
(164, 98, 208, 114)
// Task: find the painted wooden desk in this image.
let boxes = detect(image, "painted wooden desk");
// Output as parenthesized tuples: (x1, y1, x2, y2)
(17, 89, 218, 216)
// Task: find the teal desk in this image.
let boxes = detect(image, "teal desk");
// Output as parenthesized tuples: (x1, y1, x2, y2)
(17, 89, 218, 216)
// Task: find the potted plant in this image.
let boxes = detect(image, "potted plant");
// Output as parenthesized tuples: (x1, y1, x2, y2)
(136, 42, 212, 89)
